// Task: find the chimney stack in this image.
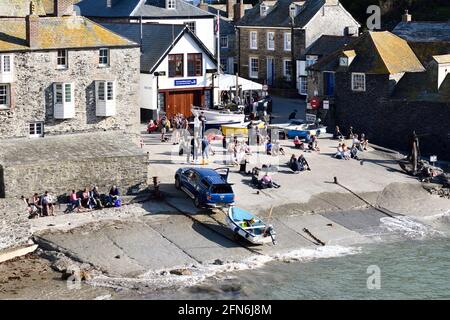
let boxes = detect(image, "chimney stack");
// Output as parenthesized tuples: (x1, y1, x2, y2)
(199, 0, 209, 12)
(226, 0, 235, 20)
(233, 0, 244, 23)
(402, 9, 412, 22)
(26, 1, 39, 49)
(54, 0, 74, 16)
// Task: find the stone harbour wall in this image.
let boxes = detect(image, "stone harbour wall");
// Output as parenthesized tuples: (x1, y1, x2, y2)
(2, 155, 148, 200)
(0, 199, 31, 252)
(0, 46, 141, 139)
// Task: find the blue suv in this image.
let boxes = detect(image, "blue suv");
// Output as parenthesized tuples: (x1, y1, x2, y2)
(175, 167, 235, 208)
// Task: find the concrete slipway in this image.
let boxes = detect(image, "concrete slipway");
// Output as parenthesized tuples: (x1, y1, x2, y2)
(30, 135, 449, 286)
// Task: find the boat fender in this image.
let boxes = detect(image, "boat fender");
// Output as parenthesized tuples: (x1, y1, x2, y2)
(245, 233, 249, 238)
(234, 227, 239, 233)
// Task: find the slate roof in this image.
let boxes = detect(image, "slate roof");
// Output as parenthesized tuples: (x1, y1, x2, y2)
(77, 0, 214, 18)
(311, 31, 425, 74)
(100, 22, 216, 73)
(0, 16, 138, 52)
(393, 22, 450, 43)
(392, 70, 450, 103)
(237, 0, 326, 28)
(305, 35, 356, 57)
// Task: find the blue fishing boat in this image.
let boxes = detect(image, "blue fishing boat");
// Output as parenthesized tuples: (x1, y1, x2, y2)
(226, 207, 276, 245)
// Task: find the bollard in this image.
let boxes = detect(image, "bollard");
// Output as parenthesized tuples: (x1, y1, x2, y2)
(333, 176, 338, 184)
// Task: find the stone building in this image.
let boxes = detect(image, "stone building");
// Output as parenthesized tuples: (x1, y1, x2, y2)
(310, 30, 450, 160)
(236, 0, 359, 95)
(101, 22, 217, 120)
(0, 1, 148, 198)
(199, 0, 251, 75)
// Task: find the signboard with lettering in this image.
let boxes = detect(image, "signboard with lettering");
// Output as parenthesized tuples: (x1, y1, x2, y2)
(305, 113, 316, 122)
(323, 100, 329, 110)
(174, 79, 197, 86)
(430, 155, 437, 163)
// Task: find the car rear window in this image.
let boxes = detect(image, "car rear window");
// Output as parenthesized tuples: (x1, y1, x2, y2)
(211, 184, 233, 194)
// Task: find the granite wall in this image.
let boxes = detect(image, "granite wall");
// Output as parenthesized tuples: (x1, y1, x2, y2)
(0, 46, 141, 139)
(0, 199, 31, 252)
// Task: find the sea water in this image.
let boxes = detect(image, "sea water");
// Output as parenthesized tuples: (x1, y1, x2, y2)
(140, 237, 450, 300)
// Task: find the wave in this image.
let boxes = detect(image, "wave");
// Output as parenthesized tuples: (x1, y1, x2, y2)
(380, 216, 444, 239)
(87, 245, 360, 294)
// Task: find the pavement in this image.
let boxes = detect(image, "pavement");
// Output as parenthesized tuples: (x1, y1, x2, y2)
(28, 96, 450, 281)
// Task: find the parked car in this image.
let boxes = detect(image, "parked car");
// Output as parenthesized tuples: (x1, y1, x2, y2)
(174, 167, 235, 208)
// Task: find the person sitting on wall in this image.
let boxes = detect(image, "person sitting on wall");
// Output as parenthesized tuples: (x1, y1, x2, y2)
(342, 143, 351, 160)
(293, 136, 304, 150)
(334, 126, 344, 140)
(147, 119, 157, 133)
(360, 133, 369, 151)
(31, 193, 43, 217)
(106, 185, 120, 207)
(350, 144, 360, 160)
(23, 196, 39, 219)
(89, 186, 103, 209)
(68, 190, 82, 213)
(352, 134, 363, 151)
(41, 191, 55, 216)
(81, 187, 91, 209)
(335, 143, 344, 159)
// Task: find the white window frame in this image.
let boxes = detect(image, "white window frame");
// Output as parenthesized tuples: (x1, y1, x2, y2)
(220, 58, 228, 73)
(284, 32, 291, 51)
(249, 57, 259, 79)
(339, 57, 348, 67)
(53, 82, 75, 119)
(29, 122, 44, 138)
(99, 48, 110, 67)
(0, 84, 11, 109)
(57, 49, 68, 69)
(299, 76, 307, 95)
(186, 21, 196, 34)
(167, 0, 176, 9)
(0, 54, 14, 82)
(267, 32, 275, 51)
(95, 80, 116, 117)
(250, 31, 258, 50)
(283, 59, 292, 80)
(351, 73, 366, 92)
(220, 35, 229, 48)
(260, 4, 267, 16)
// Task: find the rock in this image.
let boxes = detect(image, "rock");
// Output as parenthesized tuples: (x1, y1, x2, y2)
(169, 268, 192, 276)
(115, 255, 121, 259)
(213, 259, 224, 265)
(160, 271, 168, 276)
(51, 257, 73, 273)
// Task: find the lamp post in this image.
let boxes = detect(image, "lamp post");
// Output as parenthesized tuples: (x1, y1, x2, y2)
(154, 71, 166, 119)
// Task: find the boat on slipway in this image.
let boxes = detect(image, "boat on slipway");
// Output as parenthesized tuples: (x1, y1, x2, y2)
(225, 206, 276, 245)
(191, 107, 245, 129)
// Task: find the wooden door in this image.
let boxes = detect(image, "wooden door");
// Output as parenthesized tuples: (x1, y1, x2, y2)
(166, 91, 198, 118)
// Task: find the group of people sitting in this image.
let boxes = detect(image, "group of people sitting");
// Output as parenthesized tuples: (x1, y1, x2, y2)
(251, 166, 281, 189)
(293, 133, 320, 152)
(67, 185, 121, 213)
(334, 130, 368, 160)
(22, 191, 56, 219)
(288, 154, 311, 173)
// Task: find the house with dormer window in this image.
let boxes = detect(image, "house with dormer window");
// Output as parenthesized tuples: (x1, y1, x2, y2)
(0, 0, 147, 199)
(236, 0, 359, 94)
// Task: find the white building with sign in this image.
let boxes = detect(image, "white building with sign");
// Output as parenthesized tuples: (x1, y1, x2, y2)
(102, 22, 218, 120)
